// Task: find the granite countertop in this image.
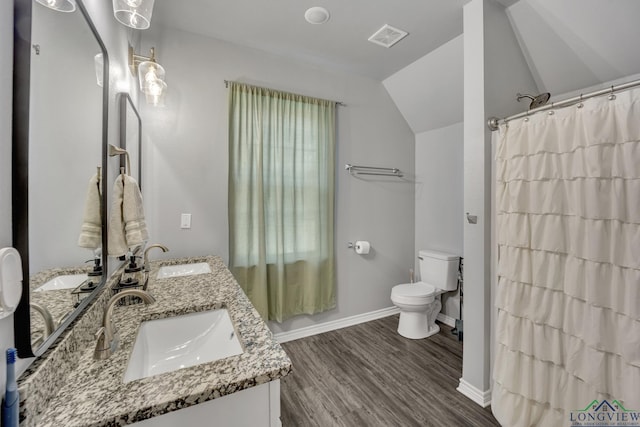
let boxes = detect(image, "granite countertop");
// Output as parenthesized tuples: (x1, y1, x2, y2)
(29, 266, 95, 347)
(36, 256, 292, 426)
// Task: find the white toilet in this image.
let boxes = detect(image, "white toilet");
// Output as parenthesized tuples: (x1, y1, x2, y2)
(391, 250, 460, 339)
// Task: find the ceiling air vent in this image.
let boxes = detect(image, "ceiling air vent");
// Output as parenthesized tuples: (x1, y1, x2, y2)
(368, 24, 408, 48)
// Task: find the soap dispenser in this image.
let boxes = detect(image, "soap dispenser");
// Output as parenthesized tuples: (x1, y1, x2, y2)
(83, 249, 103, 292)
(115, 251, 145, 305)
(71, 249, 104, 305)
(0, 248, 23, 321)
(121, 252, 144, 287)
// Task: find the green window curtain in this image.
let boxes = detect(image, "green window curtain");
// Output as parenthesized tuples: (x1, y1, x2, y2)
(228, 82, 336, 322)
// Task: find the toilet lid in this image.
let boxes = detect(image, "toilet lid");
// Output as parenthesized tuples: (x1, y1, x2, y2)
(392, 282, 435, 297)
(391, 282, 436, 305)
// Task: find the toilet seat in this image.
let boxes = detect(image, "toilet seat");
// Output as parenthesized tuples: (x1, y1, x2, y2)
(391, 282, 436, 305)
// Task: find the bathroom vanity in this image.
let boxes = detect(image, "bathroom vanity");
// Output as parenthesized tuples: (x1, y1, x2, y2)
(17, 256, 291, 426)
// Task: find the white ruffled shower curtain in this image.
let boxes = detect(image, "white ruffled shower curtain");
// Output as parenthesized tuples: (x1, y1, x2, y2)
(492, 86, 640, 426)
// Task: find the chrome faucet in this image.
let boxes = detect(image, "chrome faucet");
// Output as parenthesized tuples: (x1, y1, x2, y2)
(31, 302, 55, 340)
(143, 244, 169, 272)
(94, 289, 155, 360)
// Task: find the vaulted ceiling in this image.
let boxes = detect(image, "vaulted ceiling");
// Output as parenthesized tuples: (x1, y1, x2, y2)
(152, 0, 470, 81)
(507, 0, 640, 96)
(152, 0, 640, 133)
(384, 0, 640, 133)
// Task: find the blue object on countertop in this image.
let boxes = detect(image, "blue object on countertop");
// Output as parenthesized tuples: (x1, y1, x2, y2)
(2, 347, 19, 427)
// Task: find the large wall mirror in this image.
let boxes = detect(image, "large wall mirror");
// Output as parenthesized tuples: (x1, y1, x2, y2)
(118, 93, 142, 188)
(13, 0, 109, 357)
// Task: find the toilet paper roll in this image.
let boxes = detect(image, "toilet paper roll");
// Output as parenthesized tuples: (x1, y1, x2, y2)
(354, 241, 370, 255)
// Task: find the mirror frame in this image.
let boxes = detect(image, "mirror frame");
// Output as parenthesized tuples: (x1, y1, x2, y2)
(12, 0, 110, 358)
(118, 93, 142, 189)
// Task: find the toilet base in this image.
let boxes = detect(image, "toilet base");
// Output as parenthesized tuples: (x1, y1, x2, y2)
(395, 299, 442, 340)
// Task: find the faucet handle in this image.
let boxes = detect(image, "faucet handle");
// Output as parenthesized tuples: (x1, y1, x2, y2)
(94, 326, 111, 359)
(95, 326, 105, 340)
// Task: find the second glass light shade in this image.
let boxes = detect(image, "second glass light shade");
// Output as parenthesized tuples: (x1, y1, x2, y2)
(35, 0, 76, 12)
(112, 0, 155, 30)
(137, 60, 166, 105)
(137, 61, 165, 93)
(145, 80, 167, 106)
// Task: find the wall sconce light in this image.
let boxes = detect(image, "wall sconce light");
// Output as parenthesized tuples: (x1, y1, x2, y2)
(144, 79, 167, 107)
(113, 0, 155, 30)
(129, 45, 167, 106)
(35, 0, 76, 12)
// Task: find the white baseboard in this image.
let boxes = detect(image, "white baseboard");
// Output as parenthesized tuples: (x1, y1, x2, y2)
(436, 312, 456, 328)
(457, 378, 492, 407)
(273, 306, 400, 343)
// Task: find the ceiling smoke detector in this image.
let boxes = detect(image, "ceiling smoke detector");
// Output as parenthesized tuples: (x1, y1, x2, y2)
(304, 7, 330, 25)
(368, 24, 409, 48)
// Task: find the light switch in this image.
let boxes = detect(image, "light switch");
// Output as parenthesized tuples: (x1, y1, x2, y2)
(180, 213, 192, 229)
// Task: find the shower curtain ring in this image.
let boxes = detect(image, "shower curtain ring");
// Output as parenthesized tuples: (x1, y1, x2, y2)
(608, 86, 616, 101)
(524, 111, 529, 122)
(577, 94, 584, 109)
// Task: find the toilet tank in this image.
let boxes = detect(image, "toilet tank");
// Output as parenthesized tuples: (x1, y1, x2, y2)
(418, 250, 460, 291)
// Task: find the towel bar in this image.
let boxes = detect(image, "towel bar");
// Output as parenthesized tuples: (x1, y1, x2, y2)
(345, 164, 403, 177)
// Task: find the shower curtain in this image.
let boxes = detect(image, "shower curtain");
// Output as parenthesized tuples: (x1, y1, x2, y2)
(492, 87, 640, 426)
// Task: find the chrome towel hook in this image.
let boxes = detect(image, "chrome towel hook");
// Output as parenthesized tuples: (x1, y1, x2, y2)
(466, 212, 477, 224)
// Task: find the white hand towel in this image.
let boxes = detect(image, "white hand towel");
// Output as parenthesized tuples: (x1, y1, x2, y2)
(122, 174, 149, 247)
(108, 174, 127, 257)
(108, 174, 149, 257)
(78, 173, 102, 249)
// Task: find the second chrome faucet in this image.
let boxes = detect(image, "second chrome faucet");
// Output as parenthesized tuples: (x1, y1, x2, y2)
(94, 289, 155, 360)
(143, 244, 169, 272)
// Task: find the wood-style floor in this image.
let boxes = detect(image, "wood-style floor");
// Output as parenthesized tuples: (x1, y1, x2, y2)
(280, 315, 500, 427)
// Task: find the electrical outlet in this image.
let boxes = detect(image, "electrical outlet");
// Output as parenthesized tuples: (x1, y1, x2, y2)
(180, 213, 192, 229)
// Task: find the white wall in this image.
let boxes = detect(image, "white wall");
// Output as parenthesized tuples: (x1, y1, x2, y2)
(139, 26, 415, 333)
(383, 35, 463, 134)
(28, 4, 104, 273)
(414, 122, 463, 319)
(462, 0, 538, 402)
(0, 0, 15, 399)
(0, 0, 12, 250)
(506, 0, 640, 95)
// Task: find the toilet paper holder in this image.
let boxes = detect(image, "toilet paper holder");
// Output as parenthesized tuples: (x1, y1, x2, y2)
(347, 241, 371, 255)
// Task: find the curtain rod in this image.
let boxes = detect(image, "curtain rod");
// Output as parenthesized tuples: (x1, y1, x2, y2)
(487, 77, 640, 131)
(224, 80, 346, 106)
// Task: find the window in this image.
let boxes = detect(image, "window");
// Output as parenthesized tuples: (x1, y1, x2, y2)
(227, 82, 336, 321)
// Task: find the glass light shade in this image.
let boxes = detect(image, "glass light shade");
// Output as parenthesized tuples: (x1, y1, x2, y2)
(145, 80, 167, 106)
(94, 53, 104, 87)
(35, 0, 76, 12)
(138, 61, 165, 93)
(112, 0, 155, 30)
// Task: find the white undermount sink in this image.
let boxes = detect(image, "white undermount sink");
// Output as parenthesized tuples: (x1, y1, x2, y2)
(123, 309, 243, 383)
(35, 274, 87, 292)
(156, 262, 211, 279)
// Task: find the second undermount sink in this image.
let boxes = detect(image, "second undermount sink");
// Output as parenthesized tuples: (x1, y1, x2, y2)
(156, 262, 211, 279)
(35, 274, 88, 292)
(123, 309, 243, 383)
